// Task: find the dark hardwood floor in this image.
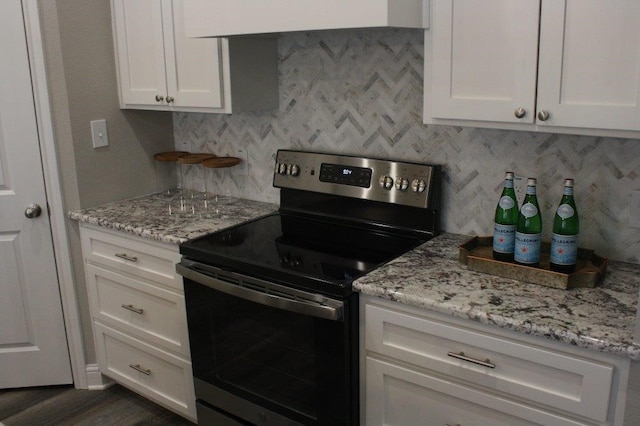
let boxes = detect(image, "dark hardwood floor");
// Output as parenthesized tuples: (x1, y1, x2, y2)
(0, 384, 194, 425)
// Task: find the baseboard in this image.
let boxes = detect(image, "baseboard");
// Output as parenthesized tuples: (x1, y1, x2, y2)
(85, 364, 114, 390)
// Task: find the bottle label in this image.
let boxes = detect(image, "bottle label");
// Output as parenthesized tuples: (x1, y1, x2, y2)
(550, 233, 578, 266)
(514, 232, 541, 264)
(563, 186, 574, 196)
(556, 203, 575, 219)
(498, 195, 515, 210)
(493, 223, 516, 254)
(505, 179, 514, 189)
(520, 202, 538, 218)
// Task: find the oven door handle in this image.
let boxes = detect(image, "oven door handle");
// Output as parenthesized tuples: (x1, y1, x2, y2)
(177, 262, 344, 321)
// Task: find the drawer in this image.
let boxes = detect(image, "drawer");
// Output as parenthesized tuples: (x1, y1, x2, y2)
(80, 226, 182, 291)
(86, 264, 189, 356)
(94, 322, 196, 421)
(365, 357, 586, 426)
(365, 303, 614, 423)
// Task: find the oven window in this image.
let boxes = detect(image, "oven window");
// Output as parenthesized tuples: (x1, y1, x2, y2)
(185, 278, 355, 425)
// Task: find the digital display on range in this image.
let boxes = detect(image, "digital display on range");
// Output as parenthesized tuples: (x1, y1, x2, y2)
(319, 163, 372, 188)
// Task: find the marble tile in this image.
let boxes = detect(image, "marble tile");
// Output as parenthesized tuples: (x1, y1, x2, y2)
(173, 28, 640, 264)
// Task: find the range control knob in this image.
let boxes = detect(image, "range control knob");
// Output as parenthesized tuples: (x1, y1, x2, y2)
(395, 178, 410, 192)
(289, 164, 300, 176)
(277, 163, 288, 175)
(379, 175, 394, 190)
(411, 179, 427, 193)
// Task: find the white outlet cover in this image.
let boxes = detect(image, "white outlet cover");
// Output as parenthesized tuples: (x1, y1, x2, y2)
(233, 148, 249, 176)
(631, 190, 640, 228)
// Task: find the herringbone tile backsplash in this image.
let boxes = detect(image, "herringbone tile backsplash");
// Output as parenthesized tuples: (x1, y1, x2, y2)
(174, 29, 640, 263)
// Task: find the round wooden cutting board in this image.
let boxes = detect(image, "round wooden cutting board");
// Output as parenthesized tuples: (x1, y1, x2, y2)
(202, 157, 242, 168)
(177, 153, 216, 164)
(152, 151, 190, 162)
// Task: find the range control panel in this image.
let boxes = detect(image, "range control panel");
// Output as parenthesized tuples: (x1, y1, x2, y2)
(273, 150, 440, 209)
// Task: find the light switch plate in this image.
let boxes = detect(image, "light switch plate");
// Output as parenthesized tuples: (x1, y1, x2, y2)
(90, 119, 109, 148)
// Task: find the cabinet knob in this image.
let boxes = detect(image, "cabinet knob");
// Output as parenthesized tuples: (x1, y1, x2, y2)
(155, 95, 164, 102)
(514, 107, 526, 119)
(537, 110, 550, 121)
(166, 96, 175, 104)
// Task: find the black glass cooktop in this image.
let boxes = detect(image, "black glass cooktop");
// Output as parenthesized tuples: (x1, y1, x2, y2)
(180, 212, 428, 297)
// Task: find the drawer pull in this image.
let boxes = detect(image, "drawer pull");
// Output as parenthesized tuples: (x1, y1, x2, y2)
(129, 363, 151, 375)
(121, 304, 144, 315)
(115, 253, 138, 262)
(445, 424, 461, 426)
(447, 351, 495, 369)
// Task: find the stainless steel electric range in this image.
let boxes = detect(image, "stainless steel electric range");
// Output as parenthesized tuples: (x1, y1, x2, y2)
(177, 150, 441, 425)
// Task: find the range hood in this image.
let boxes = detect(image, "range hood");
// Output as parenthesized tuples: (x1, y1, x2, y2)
(183, 0, 430, 38)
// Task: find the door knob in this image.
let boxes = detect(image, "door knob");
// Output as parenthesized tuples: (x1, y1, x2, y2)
(25, 203, 42, 218)
(514, 107, 526, 118)
(537, 110, 550, 121)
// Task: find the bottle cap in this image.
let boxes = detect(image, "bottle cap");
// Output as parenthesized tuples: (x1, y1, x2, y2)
(505, 171, 514, 179)
(564, 178, 574, 186)
(527, 177, 537, 186)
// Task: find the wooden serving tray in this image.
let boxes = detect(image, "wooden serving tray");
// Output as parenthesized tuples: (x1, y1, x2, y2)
(459, 236, 607, 289)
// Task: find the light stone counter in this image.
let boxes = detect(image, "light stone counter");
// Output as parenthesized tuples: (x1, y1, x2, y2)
(70, 195, 640, 361)
(69, 191, 277, 245)
(353, 233, 640, 361)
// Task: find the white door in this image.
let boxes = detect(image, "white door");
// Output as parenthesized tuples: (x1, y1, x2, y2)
(426, 0, 540, 123)
(0, 0, 72, 388)
(536, 0, 640, 131)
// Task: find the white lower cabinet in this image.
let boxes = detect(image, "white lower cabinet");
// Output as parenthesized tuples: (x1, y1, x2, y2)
(361, 295, 630, 426)
(80, 225, 196, 421)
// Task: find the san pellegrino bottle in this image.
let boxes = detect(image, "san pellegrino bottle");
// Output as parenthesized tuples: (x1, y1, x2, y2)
(550, 179, 579, 273)
(514, 178, 542, 267)
(493, 172, 519, 262)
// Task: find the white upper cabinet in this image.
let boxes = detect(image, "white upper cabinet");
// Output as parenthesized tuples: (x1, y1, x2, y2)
(112, 0, 278, 113)
(537, 1, 640, 132)
(182, 0, 430, 37)
(427, 0, 540, 124)
(424, 0, 640, 137)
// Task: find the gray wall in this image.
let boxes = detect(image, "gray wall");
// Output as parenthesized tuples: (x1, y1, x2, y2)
(39, 0, 175, 364)
(175, 29, 640, 264)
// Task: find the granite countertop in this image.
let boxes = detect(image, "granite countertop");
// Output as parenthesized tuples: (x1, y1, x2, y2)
(354, 233, 640, 361)
(69, 191, 278, 245)
(70, 193, 640, 361)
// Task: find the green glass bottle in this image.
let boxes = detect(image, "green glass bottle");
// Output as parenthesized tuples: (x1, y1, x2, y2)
(550, 179, 579, 273)
(493, 172, 519, 262)
(514, 178, 542, 267)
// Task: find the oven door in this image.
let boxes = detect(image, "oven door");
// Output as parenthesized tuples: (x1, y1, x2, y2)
(177, 260, 358, 426)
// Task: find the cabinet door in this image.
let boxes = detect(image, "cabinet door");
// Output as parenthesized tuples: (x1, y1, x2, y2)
(365, 357, 585, 426)
(163, 0, 225, 109)
(537, 0, 640, 131)
(426, 0, 540, 123)
(112, 0, 168, 106)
